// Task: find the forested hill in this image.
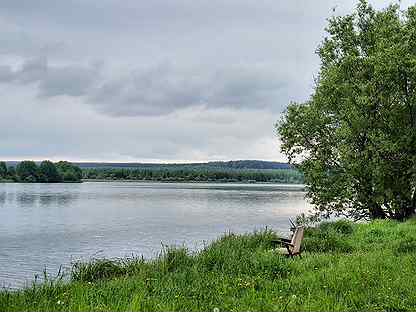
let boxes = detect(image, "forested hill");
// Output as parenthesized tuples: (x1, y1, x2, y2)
(79, 160, 301, 184)
(73, 160, 292, 170)
(3, 160, 302, 184)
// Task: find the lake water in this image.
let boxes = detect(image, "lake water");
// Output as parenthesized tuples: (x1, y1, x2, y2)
(0, 182, 309, 288)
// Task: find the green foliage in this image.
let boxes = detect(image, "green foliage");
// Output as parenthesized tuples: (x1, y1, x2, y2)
(6, 166, 16, 181)
(319, 220, 354, 235)
(0, 161, 7, 178)
(38, 161, 62, 183)
(82, 167, 304, 184)
(1, 219, 416, 311)
(72, 259, 129, 283)
(16, 160, 38, 182)
(277, 1, 416, 220)
(4, 161, 82, 183)
(79, 160, 292, 170)
(56, 161, 83, 182)
(303, 220, 355, 253)
(393, 235, 416, 255)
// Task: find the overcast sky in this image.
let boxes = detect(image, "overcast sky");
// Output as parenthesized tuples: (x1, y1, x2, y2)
(0, 0, 411, 162)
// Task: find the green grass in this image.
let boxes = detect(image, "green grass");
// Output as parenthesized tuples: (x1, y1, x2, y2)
(1, 219, 416, 311)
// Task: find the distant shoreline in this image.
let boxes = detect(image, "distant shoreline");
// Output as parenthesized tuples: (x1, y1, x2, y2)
(82, 179, 307, 190)
(0, 179, 306, 190)
(82, 178, 303, 184)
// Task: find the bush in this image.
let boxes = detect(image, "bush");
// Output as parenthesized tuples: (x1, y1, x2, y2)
(250, 250, 291, 278)
(71, 259, 127, 282)
(303, 220, 355, 253)
(160, 247, 193, 272)
(319, 220, 354, 235)
(393, 236, 416, 255)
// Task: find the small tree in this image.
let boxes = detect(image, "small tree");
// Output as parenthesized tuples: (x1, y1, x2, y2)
(277, 1, 416, 220)
(38, 160, 62, 183)
(7, 166, 16, 181)
(56, 161, 83, 182)
(0, 162, 7, 178)
(16, 161, 38, 182)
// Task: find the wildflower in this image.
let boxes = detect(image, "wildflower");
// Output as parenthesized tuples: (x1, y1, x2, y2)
(57, 300, 64, 305)
(213, 308, 220, 312)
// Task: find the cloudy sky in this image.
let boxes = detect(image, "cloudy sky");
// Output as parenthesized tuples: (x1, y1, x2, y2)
(0, 0, 411, 162)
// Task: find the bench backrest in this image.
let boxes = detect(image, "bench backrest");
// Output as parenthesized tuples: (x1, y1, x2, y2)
(290, 226, 304, 254)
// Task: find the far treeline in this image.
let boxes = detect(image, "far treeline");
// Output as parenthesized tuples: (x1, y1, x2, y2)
(82, 167, 304, 184)
(0, 160, 304, 184)
(0, 161, 82, 183)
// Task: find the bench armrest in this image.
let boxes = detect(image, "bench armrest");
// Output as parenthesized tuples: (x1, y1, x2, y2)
(271, 238, 294, 247)
(280, 241, 294, 247)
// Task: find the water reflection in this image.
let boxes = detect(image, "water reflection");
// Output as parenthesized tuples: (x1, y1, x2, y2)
(39, 193, 78, 207)
(0, 188, 78, 208)
(0, 191, 5, 205)
(16, 193, 38, 207)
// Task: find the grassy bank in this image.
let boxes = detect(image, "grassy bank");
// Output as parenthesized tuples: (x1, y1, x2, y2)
(1, 219, 416, 311)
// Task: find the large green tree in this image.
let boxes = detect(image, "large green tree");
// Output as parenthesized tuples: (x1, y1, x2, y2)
(277, 1, 416, 220)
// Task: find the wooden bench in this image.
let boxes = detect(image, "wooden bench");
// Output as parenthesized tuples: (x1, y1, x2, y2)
(272, 226, 304, 258)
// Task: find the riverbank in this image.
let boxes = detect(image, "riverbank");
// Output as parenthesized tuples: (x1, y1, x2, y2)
(82, 178, 306, 187)
(1, 219, 415, 311)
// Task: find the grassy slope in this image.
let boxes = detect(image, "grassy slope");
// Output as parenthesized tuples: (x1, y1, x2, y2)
(1, 219, 416, 311)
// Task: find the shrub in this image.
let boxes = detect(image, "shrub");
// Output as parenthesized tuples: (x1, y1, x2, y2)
(302, 220, 355, 253)
(160, 246, 193, 272)
(393, 236, 416, 255)
(71, 259, 126, 282)
(250, 250, 291, 278)
(319, 220, 354, 235)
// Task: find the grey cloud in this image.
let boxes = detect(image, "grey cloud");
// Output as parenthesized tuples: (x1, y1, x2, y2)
(0, 19, 67, 58)
(0, 65, 14, 82)
(90, 64, 204, 116)
(0, 1, 326, 33)
(0, 58, 290, 116)
(89, 63, 290, 116)
(1, 57, 100, 97)
(205, 66, 286, 109)
(39, 65, 99, 97)
(17, 57, 48, 84)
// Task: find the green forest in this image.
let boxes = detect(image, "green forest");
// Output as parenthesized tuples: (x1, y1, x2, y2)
(0, 160, 82, 183)
(0, 160, 304, 184)
(80, 160, 303, 183)
(82, 167, 304, 183)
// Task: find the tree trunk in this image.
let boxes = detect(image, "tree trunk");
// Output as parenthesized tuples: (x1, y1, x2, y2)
(402, 190, 416, 220)
(368, 202, 386, 219)
(392, 195, 415, 221)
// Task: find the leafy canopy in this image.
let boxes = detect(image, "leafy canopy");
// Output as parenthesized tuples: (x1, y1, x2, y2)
(277, 1, 416, 220)
(9, 160, 82, 183)
(38, 160, 62, 183)
(0, 162, 7, 178)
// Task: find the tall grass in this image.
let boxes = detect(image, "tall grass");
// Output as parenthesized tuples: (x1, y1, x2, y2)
(1, 219, 416, 311)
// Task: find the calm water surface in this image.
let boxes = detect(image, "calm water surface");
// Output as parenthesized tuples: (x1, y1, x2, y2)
(0, 182, 309, 288)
